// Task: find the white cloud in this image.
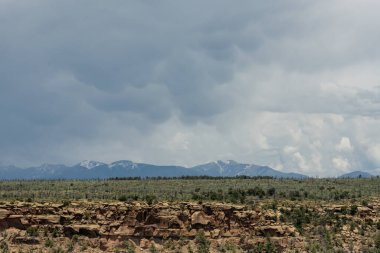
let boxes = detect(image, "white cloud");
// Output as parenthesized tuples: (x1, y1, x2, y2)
(283, 146, 297, 154)
(293, 152, 309, 172)
(336, 137, 353, 152)
(332, 157, 351, 172)
(367, 145, 380, 165)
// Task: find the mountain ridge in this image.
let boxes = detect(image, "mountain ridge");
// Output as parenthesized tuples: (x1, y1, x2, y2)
(339, 170, 374, 178)
(0, 160, 377, 179)
(0, 160, 308, 179)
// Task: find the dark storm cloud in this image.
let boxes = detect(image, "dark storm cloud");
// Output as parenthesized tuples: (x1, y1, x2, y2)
(0, 1, 268, 129)
(1, 0, 254, 118)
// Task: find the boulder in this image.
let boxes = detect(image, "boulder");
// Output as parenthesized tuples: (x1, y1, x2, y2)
(0, 209, 10, 220)
(34, 215, 61, 224)
(191, 211, 211, 226)
(259, 225, 292, 237)
(113, 225, 135, 237)
(357, 206, 374, 217)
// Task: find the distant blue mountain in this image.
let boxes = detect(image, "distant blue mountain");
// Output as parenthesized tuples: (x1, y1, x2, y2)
(192, 160, 308, 179)
(0, 160, 307, 179)
(339, 171, 374, 178)
(237, 164, 307, 179)
(191, 160, 248, 177)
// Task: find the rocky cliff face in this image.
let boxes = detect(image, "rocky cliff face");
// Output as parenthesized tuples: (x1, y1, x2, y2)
(0, 200, 379, 252)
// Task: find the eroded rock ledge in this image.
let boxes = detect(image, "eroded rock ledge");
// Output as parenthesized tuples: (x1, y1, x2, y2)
(0, 200, 379, 252)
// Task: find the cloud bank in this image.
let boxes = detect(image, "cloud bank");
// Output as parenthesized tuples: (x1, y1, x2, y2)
(1, 0, 380, 176)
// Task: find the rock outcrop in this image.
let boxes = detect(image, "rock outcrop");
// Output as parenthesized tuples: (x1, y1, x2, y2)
(0, 199, 378, 252)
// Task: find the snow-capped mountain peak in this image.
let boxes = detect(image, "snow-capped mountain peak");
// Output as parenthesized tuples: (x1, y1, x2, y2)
(216, 160, 238, 165)
(213, 160, 225, 173)
(109, 160, 137, 169)
(78, 160, 106, 169)
(37, 163, 65, 172)
(206, 160, 241, 174)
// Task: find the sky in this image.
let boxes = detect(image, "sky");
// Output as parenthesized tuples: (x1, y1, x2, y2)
(1, 0, 380, 177)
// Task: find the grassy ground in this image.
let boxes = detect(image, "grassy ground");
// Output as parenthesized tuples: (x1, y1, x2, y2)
(0, 177, 379, 203)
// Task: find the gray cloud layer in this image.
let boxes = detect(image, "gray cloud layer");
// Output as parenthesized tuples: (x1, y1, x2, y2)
(1, 0, 380, 176)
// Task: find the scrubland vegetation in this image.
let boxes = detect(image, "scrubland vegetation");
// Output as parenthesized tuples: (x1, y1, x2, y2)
(0, 177, 378, 203)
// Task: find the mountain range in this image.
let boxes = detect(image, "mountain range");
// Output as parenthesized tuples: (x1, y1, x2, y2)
(0, 160, 376, 180)
(339, 171, 374, 178)
(0, 160, 309, 180)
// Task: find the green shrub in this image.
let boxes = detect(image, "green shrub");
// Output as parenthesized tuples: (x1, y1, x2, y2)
(45, 239, 54, 248)
(247, 187, 265, 198)
(71, 234, 79, 243)
(267, 187, 276, 197)
(265, 238, 277, 253)
(350, 205, 358, 215)
(118, 195, 127, 202)
(149, 244, 158, 253)
(217, 241, 236, 253)
(52, 228, 60, 237)
(195, 230, 210, 253)
(123, 241, 136, 253)
(62, 200, 71, 207)
(0, 241, 9, 252)
(26, 227, 38, 237)
(144, 195, 157, 205)
(66, 240, 74, 252)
